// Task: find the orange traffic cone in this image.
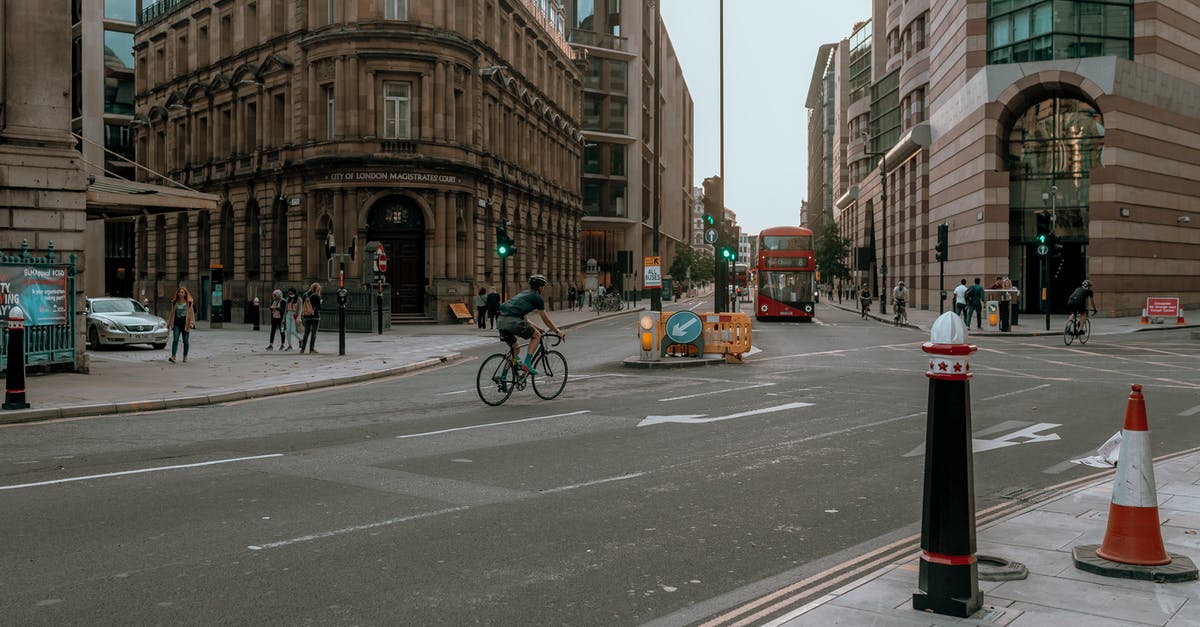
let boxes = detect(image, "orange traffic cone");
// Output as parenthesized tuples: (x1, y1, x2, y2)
(1074, 385, 1198, 581)
(1140, 307, 1149, 324)
(1096, 384, 1169, 565)
(1178, 307, 1186, 325)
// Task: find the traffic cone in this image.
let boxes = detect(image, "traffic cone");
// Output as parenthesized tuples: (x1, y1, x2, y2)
(1178, 306, 1186, 325)
(1140, 308, 1149, 324)
(1096, 384, 1169, 565)
(1074, 384, 1198, 582)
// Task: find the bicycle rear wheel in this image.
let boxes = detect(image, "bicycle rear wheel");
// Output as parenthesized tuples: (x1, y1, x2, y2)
(1063, 322, 1076, 346)
(477, 353, 516, 405)
(1078, 319, 1091, 344)
(532, 350, 568, 400)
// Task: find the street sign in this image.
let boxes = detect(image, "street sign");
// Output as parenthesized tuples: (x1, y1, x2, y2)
(704, 227, 718, 244)
(644, 256, 661, 289)
(374, 245, 388, 273)
(664, 310, 703, 344)
(1036, 243, 1049, 256)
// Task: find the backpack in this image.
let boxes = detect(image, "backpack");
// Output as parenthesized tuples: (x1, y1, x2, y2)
(1067, 288, 1086, 308)
(300, 293, 315, 317)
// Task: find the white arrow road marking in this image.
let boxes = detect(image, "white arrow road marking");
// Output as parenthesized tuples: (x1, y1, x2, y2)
(638, 402, 813, 427)
(905, 422, 1062, 457)
(1181, 404, 1200, 417)
(670, 317, 699, 336)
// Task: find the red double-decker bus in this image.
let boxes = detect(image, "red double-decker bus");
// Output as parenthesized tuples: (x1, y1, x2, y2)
(756, 226, 817, 321)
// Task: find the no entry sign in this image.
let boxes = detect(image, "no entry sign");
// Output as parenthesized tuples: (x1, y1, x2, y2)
(374, 245, 388, 273)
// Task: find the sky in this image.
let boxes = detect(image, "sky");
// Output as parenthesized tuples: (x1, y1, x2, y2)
(658, 0, 873, 236)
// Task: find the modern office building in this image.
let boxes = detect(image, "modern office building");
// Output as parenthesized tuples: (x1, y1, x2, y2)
(567, 0, 694, 298)
(133, 0, 584, 322)
(809, 0, 1198, 316)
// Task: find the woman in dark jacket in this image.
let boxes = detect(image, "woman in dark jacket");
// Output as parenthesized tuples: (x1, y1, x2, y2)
(485, 288, 501, 329)
(299, 282, 322, 354)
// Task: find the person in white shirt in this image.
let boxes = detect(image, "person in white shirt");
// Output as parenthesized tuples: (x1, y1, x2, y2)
(892, 281, 909, 325)
(953, 278, 969, 319)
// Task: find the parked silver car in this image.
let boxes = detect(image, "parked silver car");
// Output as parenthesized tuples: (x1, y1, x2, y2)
(85, 297, 169, 350)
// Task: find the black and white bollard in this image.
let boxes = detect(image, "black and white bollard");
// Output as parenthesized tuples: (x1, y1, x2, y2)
(3, 306, 30, 410)
(913, 311, 981, 617)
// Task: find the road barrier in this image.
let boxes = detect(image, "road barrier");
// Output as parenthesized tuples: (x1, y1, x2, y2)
(652, 311, 752, 363)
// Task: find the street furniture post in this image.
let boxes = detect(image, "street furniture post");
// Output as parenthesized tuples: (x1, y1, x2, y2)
(337, 265, 347, 356)
(3, 306, 30, 410)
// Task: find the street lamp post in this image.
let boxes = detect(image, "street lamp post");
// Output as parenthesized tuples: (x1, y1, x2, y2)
(650, 0, 662, 313)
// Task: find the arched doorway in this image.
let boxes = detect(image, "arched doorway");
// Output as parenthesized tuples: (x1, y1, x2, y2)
(367, 195, 426, 315)
(1003, 94, 1104, 313)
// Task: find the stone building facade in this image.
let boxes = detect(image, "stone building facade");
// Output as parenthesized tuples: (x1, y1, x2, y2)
(133, 0, 584, 322)
(811, 0, 1199, 316)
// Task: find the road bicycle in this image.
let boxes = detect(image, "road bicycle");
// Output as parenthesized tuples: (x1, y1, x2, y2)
(892, 299, 907, 327)
(476, 332, 567, 406)
(1063, 310, 1094, 346)
(860, 296, 871, 319)
(594, 293, 623, 314)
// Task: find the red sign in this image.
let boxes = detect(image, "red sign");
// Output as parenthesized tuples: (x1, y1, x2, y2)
(374, 246, 388, 273)
(1147, 297, 1179, 317)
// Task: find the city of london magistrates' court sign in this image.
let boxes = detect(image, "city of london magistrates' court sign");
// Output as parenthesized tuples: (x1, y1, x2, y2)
(326, 171, 461, 184)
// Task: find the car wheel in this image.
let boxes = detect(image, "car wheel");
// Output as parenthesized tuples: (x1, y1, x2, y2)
(152, 342, 166, 350)
(88, 327, 102, 351)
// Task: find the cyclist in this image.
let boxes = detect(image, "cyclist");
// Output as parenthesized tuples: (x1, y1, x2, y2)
(892, 280, 908, 325)
(497, 274, 564, 375)
(859, 283, 872, 319)
(1067, 279, 1097, 330)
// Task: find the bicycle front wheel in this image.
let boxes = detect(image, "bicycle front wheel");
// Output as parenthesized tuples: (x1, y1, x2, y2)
(1063, 322, 1076, 346)
(1078, 319, 1091, 344)
(477, 353, 516, 406)
(532, 350, 568, 400)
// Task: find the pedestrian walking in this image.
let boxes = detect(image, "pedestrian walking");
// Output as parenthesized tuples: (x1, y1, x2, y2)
(954, 278, 969, 319)
(577, 285, 584, 309)
(475, 287, 488, 329)
(299, 282, 322, 354)
(965, 278, 985, 329)
(568, 285, 577, 311)
(266, 289, 285, 350)
(167, 286, 195, 363)
(283, 287, 300, 350)
(486, 288, 501, 329)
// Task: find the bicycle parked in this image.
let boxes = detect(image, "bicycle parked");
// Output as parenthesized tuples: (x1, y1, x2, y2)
(1064, 309, 1096, 345)
(476, 333, 568, 405)
(594, 293, 623, 314)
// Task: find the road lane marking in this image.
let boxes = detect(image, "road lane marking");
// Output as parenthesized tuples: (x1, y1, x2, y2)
(659, 383, 776, 402)
(436, 390, 469, 396)
(0, 454, 284, 491)
(541, 472, 645, 493)
(248, 506, 470, 550)
(979, 383, 1052, 401)
(1181, 404, 1200, 417)
(638, 402, 813, 427)
(395, 410, 591, 439)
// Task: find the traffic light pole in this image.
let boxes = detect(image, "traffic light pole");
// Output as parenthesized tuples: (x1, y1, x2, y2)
(716, 0, 726, 314)
(650, 0, 662, 314)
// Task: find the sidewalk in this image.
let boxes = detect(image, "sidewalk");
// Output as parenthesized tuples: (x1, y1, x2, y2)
(0, 302, 645, 425)
(780, 447, 1200, 626)
(822, 297, 1199, 338)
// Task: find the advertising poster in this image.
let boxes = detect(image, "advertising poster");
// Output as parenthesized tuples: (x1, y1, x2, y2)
(0, 265, 70, 325)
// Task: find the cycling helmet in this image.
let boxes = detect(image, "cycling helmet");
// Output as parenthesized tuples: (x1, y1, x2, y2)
(1081, 279, 1092, 288)
(528, 274, 548, 288)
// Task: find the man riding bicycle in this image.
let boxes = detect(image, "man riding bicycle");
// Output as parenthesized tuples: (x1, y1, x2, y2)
(859, 283, 872, 318)
(1067, 279, 1097, 325)
(892, 280, 908, 325)
(497, 274, 564, 375)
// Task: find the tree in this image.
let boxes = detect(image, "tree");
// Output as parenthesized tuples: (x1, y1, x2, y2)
(690, 248, 715, 284)
(814, 221, 852, 284)
(667, 244, 714, 286)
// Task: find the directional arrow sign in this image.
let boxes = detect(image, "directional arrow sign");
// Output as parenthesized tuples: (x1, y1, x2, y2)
(638, 402, 814, 427)
(669, 317, 698, 337)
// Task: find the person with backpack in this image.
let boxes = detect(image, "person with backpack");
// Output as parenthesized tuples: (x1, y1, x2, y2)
(299, 282, 322, 354)
(1067, 279, 1097, 325)
(965, 277, 985, 330)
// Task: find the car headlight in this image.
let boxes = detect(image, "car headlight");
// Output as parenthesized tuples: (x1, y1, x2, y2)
(155, 319, 167, 330)
(101, 319, 120, 330)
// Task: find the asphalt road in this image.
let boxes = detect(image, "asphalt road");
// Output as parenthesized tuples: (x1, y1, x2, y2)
(3, 300, 1198, 625)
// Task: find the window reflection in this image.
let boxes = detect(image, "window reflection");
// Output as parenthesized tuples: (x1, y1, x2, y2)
(759, 271, 815, 305)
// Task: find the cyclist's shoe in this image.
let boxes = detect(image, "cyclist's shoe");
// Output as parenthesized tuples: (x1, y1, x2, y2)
(519, 359, 538, 376)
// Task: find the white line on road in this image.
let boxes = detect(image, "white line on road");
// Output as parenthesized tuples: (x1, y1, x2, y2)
(658, 382, 776, 402)
(395, 410, 591, 439)
(248, 506, 470, 550)
(541, 472, 646, 493)
(1181, 404, 1200, 417)
(0, 454, 284, 492)
(436, 390, 469, 396)
(979, 383, 1052, 401)
(638, 402, 814, 427)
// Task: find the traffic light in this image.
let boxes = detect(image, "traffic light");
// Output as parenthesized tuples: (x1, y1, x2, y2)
(701, 176, 723, 229)
(496, 226, 516, 257)
(719, 243, 736, 261)
(1035, 211, 1051, 256)
(934, 223, 948, 262)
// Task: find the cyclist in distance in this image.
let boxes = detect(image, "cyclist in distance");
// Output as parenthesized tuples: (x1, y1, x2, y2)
(1067, 279, 1097, 325)
(497, 274, 564, 375)
(859, 283, 872, 319)
(892, 280, 909, 325)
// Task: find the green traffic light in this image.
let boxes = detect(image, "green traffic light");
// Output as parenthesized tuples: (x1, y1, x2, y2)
(703, 214, 715, 226)
(1036, 234, 1046, 243)
(498, 245, 508, 255)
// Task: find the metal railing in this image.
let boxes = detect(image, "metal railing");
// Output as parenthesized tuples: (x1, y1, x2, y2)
(139, 0, 199, 27)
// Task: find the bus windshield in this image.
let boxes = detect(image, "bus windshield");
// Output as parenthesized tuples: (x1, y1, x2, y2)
(762, 235, 813, 251)
(759, 271, 815, 304)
